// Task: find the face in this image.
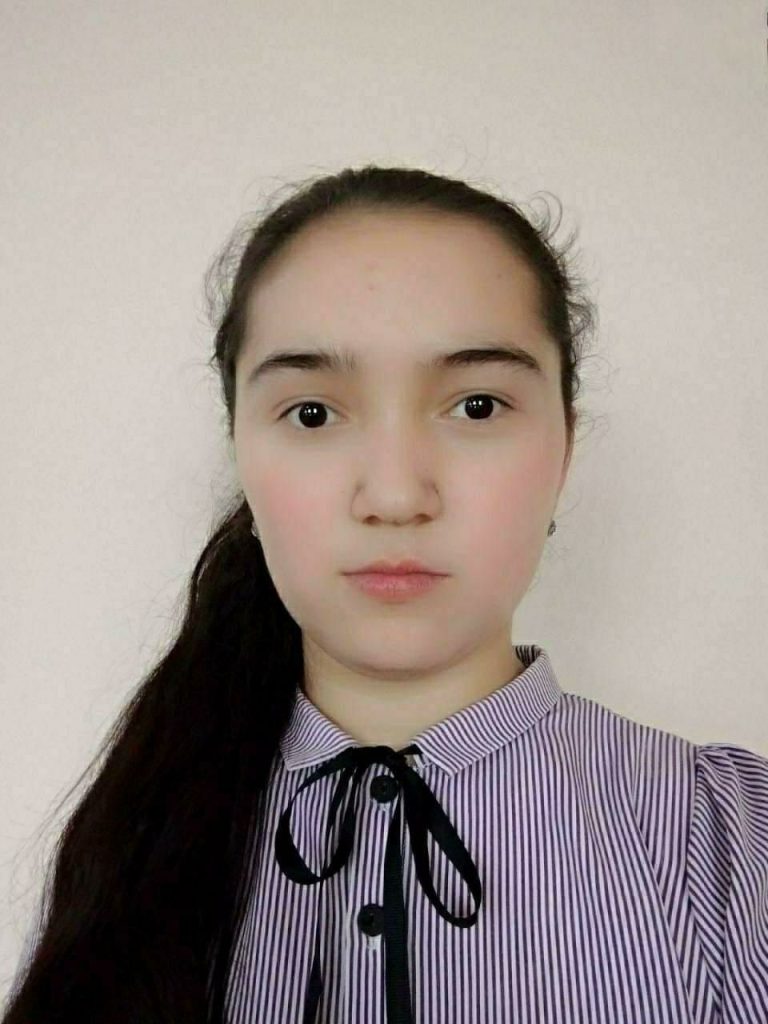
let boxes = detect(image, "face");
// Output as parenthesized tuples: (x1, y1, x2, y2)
(232, 209, 572, 693)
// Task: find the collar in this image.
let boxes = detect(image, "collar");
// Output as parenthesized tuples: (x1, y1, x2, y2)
(278, 643, 564, 777)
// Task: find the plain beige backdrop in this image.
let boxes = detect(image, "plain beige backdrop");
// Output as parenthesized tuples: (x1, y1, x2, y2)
(1, 0, 767, 1001)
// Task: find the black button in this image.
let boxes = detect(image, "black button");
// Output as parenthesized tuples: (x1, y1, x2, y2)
(370, 774, 399, 803)
(357, 903, 384, 936)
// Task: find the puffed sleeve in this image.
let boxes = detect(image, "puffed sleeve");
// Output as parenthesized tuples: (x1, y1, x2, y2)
(687, 742, 768, 1021)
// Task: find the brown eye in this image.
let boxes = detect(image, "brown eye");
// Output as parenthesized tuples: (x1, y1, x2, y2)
(279, 401, 337, 430)
(450, 394, 512, 421)
(278, 394, 513, 431)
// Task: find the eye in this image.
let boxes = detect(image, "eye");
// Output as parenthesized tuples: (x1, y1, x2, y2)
(277, 394, 514, 431)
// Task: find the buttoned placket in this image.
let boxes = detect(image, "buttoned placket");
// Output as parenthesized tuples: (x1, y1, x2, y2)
(274, 743, 483, 1024)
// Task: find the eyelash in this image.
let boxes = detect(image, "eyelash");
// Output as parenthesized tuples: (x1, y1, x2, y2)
(277, 393, 515, 430)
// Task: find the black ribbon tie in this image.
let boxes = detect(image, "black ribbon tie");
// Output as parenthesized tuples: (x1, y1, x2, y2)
(274, 742, 483, 1024)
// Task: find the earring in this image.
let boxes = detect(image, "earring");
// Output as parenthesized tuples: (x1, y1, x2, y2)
(251, 521, 260, 539)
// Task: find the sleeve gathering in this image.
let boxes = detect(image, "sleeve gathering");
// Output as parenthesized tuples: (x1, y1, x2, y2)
(687, 741, 768, 1021)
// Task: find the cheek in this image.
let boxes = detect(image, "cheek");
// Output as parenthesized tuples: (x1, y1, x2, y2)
(264, 484, 326, 543)
(249, 466, 338, 570)
(250, 480, 329, 614)
(458, 451, 558, 578)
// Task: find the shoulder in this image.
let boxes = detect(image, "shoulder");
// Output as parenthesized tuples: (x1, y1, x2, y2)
(551, 690, 768, 800)
(548, 693, 768, 835)
(549, 690, 699, 786)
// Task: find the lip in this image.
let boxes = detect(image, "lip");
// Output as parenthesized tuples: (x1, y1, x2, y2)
(346, 559, 446, 576)
(345, 571, 446, 601)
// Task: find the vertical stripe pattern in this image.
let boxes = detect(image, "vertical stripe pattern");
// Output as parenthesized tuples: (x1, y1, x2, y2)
(225, 645, 768, 1023)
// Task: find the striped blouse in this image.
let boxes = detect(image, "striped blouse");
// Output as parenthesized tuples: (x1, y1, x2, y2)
(225, 643, 768, 1024)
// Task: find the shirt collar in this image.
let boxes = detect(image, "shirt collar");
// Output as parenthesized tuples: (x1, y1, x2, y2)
(278, 644, 564, 777)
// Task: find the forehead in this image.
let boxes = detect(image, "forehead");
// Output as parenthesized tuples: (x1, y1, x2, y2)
(242, 209, 552, 375)
(250, 209, 541, 316)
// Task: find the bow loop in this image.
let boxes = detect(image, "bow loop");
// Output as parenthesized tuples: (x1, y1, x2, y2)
(397, 766, 482, 927)
(274, 758, 362, 884)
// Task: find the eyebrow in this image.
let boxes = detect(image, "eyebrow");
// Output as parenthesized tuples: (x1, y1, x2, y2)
(244, 341, 546, 389)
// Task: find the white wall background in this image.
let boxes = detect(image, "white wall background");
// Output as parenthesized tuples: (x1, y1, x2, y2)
(2, 0, 766, 999)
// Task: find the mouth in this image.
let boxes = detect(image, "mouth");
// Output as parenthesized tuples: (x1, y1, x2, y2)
(344, 571, 447, 601)
(346, 558, 447, 576)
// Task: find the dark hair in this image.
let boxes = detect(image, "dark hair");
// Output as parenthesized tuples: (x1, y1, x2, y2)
(3, 165, 596, 1023)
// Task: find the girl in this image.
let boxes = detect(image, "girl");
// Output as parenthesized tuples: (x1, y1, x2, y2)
(5, 166, 768, 1024)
